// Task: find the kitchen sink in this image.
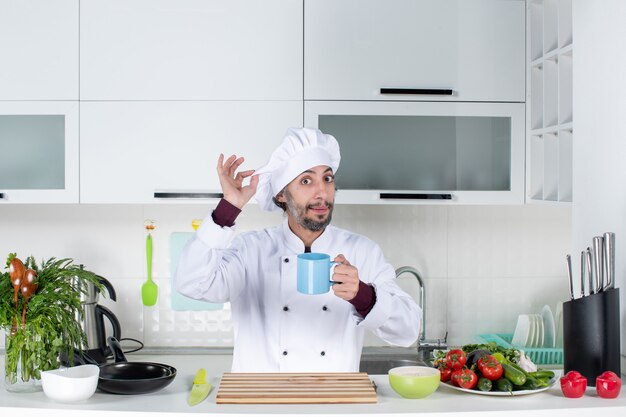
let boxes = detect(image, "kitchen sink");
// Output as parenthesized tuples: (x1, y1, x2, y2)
(359, 354, 428, 375)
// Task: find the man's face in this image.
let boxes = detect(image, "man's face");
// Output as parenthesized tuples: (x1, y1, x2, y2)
(278, 165, 336, 232)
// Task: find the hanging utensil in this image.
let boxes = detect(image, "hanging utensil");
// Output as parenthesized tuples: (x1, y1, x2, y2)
(141, 221, 158, 306)
(603, 232, 615, 291)
(566, 254, 574, 300)
(592, 236, 604, 293)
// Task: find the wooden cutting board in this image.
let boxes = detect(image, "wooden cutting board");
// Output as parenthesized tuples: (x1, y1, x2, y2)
(216, 372, 378, 404)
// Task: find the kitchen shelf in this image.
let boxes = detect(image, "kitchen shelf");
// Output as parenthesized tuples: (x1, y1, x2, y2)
(526, 0, 573, 204)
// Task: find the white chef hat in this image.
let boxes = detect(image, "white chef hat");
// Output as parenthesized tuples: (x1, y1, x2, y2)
(254, 127, 340, 212)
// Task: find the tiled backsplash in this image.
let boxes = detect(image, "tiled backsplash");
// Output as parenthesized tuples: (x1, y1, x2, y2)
(0, 203, 571, 348)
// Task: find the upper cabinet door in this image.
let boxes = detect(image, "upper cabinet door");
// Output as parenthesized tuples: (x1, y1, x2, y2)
(80, 0, 303, 101)
(0, 0, 78, 100)
(305, 0, 525, 102)
(0, 101, 79, 203)
(79, 101, 302, 204)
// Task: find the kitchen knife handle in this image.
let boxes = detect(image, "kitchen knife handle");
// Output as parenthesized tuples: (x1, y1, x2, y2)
(580, 251, 586, 298)
(566, 254, 574, 300)
(380, 88, 454, 95)
(379, 193, 452, 200)
(592, 236, 604, 293)
(154, 192, 224, 199)
(585, 248, 594, 295)
(603, 232, 615, 290)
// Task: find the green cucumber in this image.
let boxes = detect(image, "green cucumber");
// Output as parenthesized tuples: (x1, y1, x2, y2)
(477, 377, 493, 392)
(495, 377, 513, 393)
(528, 370, 555, 379)
(502, 363, 527, 386)
(519, 375, 542, 390)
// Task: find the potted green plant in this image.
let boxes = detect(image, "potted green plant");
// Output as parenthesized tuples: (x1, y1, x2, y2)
(1, 254, 102, 392)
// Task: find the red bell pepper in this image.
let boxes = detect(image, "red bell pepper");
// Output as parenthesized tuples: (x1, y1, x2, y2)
(596, 371, 622, 399)
(560, 370, 587, 398)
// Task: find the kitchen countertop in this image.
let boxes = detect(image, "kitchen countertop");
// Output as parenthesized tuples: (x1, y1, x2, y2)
(1, 353, 625, 417)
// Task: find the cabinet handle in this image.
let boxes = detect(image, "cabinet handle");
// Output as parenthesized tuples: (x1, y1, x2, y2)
(379, 193, 452, 200)
(380, 88, 453, 96)
(0, 193, 4, 200)
(154, 192, 224, 199)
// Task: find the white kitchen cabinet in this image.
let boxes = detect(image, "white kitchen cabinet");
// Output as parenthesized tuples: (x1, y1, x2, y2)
(0, 101, 79, 203)
(305, 101, 525, 205)
(526, 0, 573, 203)
(80, 101, 302, 203)
(0, 0, 79, 100)
(305, 0, 525, 102)
(80, 0, 302, 101)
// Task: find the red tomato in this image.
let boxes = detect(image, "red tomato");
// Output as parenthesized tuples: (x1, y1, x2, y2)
(438, 364, 452, 382)
(477, 355, 503, 381)
(445, 349, 467, 370)
(596, 371, 622, 399)
(455, 369, 478, 390)
(560, 370, 587, 398)
(451, 369, 464, 386)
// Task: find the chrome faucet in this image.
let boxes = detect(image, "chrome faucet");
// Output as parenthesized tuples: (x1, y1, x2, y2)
(395, 266, 447, 362)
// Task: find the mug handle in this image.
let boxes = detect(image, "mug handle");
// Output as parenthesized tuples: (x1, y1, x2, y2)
(329, 261, 341, 285)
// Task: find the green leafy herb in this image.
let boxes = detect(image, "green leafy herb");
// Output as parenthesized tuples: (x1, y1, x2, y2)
(461, 342, 522, 364)
(1, 255, 103, 383)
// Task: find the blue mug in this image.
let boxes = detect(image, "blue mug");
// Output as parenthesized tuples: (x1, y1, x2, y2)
(297, 253, 340, 295)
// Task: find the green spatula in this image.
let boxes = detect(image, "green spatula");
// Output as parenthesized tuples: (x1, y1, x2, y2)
(142, 230, 158, 306)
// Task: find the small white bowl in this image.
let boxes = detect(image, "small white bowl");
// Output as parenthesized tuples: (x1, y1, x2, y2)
(41, 364, 99, 402)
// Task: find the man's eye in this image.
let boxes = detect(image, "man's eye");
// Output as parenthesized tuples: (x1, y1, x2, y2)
(324, 176, 335, 183)
(301, 178, 312, 185)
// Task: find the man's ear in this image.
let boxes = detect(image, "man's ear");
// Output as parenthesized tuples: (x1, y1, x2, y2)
(275, 191, 285, 203)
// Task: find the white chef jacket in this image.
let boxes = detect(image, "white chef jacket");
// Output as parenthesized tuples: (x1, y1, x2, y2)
(175, 217, 422, 372)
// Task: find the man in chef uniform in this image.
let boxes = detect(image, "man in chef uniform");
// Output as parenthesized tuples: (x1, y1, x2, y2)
(176, 127, 421, 372)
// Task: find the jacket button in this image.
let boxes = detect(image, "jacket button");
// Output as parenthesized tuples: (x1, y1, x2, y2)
(284, 258, 289, 263)
(322, 306, 328, 311)
(320, 351, 326, 356)
(282, 351, 288, 356)
(283, 306, 289, 312)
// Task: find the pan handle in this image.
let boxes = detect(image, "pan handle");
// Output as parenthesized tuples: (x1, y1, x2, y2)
(107, 337, 129, 363)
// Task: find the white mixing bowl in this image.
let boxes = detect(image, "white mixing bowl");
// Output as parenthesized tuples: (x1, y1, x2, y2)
(41, 364, 99, 402)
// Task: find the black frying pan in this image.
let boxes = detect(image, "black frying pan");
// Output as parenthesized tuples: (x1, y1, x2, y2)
(98, 337, 177, 395)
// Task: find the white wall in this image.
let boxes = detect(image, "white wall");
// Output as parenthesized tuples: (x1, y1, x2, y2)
(0, 203, 570, 349)
(573, 0, 626, 370)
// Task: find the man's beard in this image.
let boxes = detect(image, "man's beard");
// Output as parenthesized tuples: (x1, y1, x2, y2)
(284, 189, 333, 232)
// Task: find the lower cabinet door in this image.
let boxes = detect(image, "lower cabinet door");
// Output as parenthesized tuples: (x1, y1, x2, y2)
(80, 101, 303, 203)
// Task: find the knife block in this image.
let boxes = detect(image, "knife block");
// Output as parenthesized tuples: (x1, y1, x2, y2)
(562, 288, 621, 386)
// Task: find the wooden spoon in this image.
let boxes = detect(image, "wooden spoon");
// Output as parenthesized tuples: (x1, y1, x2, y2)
(8, 258, 25, 335)
(9, 257, 25, 305)
(20, 269, 38, 329)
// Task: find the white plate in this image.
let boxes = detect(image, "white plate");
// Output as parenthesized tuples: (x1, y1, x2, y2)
(542, 305, 556, 348)
(554, 302, 563, 348)
(511, 315, 531, 347)
(439, 375, 559, 396)
(535, 314, 545, 348)
(527, 315, 538, 348)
